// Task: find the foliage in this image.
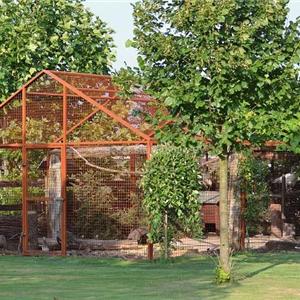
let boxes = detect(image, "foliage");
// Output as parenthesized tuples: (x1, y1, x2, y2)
(215, 266, 231, 284)
(0, 117, 62, 144)
(70, 169, 145, 239)
(279, 112, 300, 153)
(113, 67, 142, 100)
(0, 0, 115, 100)
(0, 187, 22, 216)
(130, 0, 300, 277)
(238, 152, 270, 235)
(130, 0, 300, 154)
(0, 148, 44, 216)
(141, 145, 202, 256)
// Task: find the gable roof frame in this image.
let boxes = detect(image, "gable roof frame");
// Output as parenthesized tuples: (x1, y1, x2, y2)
(0, 70, 152, 143)
(0, 71, 45, 110)
(43, 70, 151, 142)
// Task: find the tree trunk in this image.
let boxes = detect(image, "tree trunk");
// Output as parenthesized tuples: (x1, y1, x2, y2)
(228, 154, 240, 250)
(47, 153, 62, 240)
(219, 156, 230, 274)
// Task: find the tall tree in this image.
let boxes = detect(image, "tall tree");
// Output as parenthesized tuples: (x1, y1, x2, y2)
(131, 0, 300, 280)
(0, 0, 115, 100)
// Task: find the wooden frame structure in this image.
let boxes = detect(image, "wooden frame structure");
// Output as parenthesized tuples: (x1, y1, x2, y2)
(0, 70, 155, 258)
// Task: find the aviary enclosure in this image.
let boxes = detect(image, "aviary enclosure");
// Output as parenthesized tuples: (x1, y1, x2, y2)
(0, 70, 154, 257)
(1, 70, 300, 258)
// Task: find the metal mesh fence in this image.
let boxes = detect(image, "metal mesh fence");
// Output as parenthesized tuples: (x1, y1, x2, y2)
(0, 149, 22, 251)
(66, 145, 148, 258)
(0, 92, 22, 144)
(26, 149, 63, 254)
(1, 147, 300, 257)
(26, 94, 63, 143)
(1, 70, 300, 258)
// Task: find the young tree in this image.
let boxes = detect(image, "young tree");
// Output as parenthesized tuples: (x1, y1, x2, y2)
(131, 0, 300, 280)
(0, 0, 115, 100)
(141, 145, 202, 259)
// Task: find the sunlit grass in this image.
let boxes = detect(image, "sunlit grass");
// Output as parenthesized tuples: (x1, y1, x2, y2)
(1, 252, 300, 300)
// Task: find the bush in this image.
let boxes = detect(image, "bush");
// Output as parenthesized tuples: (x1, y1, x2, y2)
(141, 145, 202, 257)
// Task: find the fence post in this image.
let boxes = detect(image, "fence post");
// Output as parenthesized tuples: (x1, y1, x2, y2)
(146, 141, 154, 260)
(21, 87, 28, 254)
(240, 191, 246, 250)
(61, 85, 67, 256)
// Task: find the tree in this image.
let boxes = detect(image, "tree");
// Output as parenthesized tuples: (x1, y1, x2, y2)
(131, 0, 300, 280)
(0, 0, 115, 100)
(141, 145, 202, 259)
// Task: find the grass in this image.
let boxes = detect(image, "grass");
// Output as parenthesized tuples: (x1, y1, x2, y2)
(0, 252, 300, 300)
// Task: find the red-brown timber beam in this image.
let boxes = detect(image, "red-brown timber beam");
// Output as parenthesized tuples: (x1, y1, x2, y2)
(61, 85, 67, 256)
(21, 87, 28, 255)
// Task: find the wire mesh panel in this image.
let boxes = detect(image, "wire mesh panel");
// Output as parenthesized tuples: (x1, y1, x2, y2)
(51, 71, 115, 101)
(255, 152, 300, 242)
(67, 109, 142, 143)
(26, 76, 63, 144)
(66, 145, 148, 258)
(51, 71, 155, 136)
(67, 95, 95, 132)
(27, 73, 63, 95)
(0, 149, 22, 252)
(26, 149, 63, 254)
(0, 92, 22, 144)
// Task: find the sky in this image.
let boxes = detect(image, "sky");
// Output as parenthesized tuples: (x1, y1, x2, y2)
(84, 0, 300, 71)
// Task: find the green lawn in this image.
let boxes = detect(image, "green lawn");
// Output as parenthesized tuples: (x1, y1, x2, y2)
(1, 252, 300, 300)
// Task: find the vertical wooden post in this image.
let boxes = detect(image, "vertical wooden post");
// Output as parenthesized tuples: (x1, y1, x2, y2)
(48, 154, 62, 240)
(164, 211, 168, 259)
(61, 85, 68, 256)
(129, 154, 136, 192)
(146, 140, 154, 260)
(240, 191, 246, 250)
(270, 203, 283, 238)
(21, 87, 28, 254)
(281, 175, 286, 223)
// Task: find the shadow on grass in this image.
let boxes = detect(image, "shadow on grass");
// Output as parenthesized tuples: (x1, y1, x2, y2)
(1, 252, 300, 300)
(234, 262, 280, 281)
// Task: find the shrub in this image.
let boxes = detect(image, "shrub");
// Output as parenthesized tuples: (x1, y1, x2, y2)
(141, 145, 202, 258)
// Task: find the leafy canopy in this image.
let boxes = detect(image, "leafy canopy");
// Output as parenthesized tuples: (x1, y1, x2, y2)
(131, 0, 300, 155)
(0, 0, 115, 100)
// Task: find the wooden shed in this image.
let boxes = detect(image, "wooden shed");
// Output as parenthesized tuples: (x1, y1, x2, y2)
(200, 191, 220, 234)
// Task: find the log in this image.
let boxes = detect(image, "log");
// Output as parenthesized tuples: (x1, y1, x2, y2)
(76, 239, 138, 250)
(37, 237, 59, 250)
(0, 215, 22, 238)
(51, 145, 154, 159)
(0, 204, 22, 211)
(37, 237, 138, 251)
(0, 180, 43, 188)
(266, 240, 300, 251)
